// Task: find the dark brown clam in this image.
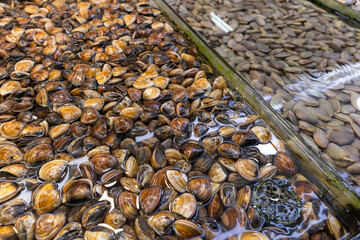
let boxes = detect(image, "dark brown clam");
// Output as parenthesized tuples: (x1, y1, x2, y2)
(179, 140, 205, 162)
(81, 201, 110, 229)
(62, 179, 93, 205)
(170, 118, 191, 137)
(232, 131, 260, 147)
(218, 142, 242, 160)
(89, 153, 117, 174)
(151, 148, 167, 169)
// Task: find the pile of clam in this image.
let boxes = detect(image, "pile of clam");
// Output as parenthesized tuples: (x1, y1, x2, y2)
(0, 0, 347, 239)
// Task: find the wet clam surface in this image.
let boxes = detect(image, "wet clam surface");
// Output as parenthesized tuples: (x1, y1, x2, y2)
(167, 0, 360, 193)
(0, 0, 348, 239)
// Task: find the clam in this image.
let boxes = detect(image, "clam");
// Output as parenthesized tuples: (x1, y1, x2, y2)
(173, 219, 204, 239)
(247, 206, 263, 230)
(221, 203, 247, 230)
(207, 194, 224, 219)
(250, 126, 271, 144)
(139, 186, 162, 214)
(32, 183, 61, 215)
(54, 222, 83, 240)
(0, 145, 23, 167)
(137, 164, 155, 188)
(84, 226, 114, 240)
(35, 212, 66, 240)
(62, 179, 93, 205)
(169, 193, 197, 218)
(81, 201, 110, 229)
(219, 182, 237, 207)
(186, 176, 212, 202)
(24, 144, 53, 166)
(151, 148, 167, 169)
(164, 148, 184, 165)
(101, 169, 123, 188)
(0, 198, 27, 225)
(104, 209, 126, 229)
(208, 162, 227, 183)
(232, 131, 259, 147)
(0, 181, 24, 204)
(58, 105, 82, 123)
(236, 185, 252, 210)
(0, 226, 18, 240)
(148, 211, 175, 236)
(202, 135, 223, 155)
(327, 213, 346, 239)
(235, 159, 259, 181)
(258, 165, 277, 181)
(38, 160, 68, 182)
(124, 156, 139, 178)
(120, 177, 141, 193)
(273, 152, 296, 176)
(241, 231, 269, 240)
(218, 142, 241, 159)
(165, 169, 188, 193)
(81, 108, 100, 125)
(150, 167, 169, 189)
(0, 164, 27, 180)
(171, 118, 191, 137)
(202, 218, 222, 240)
(89, 153, 117, 174)
(179, 140, 205, 162)
(118, 191, 139, 220)
(15, 212, 36, 240)
(135, 216, 156, 240)
(0, 81, 22, 96)
(218, 157, 237, 172)
(0, 121, 25, 139)
(158, 187, 178, 211)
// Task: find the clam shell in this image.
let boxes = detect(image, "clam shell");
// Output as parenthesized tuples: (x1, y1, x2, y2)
(139, 186, 162, 214)
(32, 183, 61, 215)
(208, 194, 224, 219)
(186, 176, 212, 202)
(170, 193, 197, 218)
(82, 201, 110, 229)
(62, 179, 93, 205)
(148, 211, 175, 236)
(35, 212, 66, 240)
(165, 169, 188, 193)
(219, 182, 237, 207)
(173, 219, 203, 239)
(235, 159, 259, 181)
(39, 160, 67, 182)
(118, 191, 138, 220)
(273, 152, 296, 176)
